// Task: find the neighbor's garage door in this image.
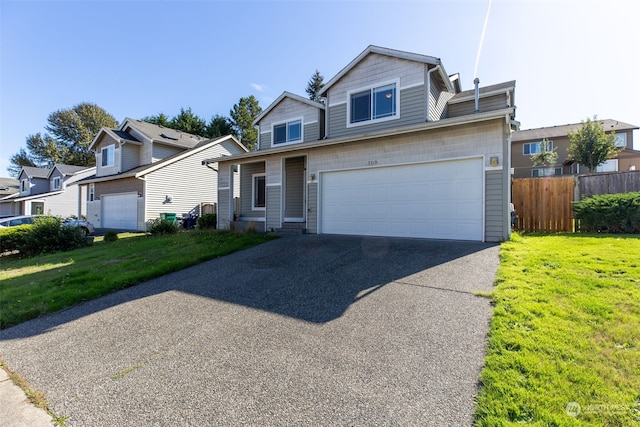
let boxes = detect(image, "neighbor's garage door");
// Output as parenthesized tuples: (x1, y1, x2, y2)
(320, 158, 484, 241)
(102, 193, 138, 230)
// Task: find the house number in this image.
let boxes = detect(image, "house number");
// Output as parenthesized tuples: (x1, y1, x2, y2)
(367, 160, 378, 166)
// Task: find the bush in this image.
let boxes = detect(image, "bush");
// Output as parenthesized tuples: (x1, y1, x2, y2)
(197, 213, 217, 229)
(104, 230, 119, 242)
(573, 191, 640, 233)
(0, 225, 31, 253)
(148, 218, 179, 235)
(15, 217, 90, 256)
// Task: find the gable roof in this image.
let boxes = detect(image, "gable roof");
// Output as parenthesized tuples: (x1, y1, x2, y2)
(90, 118, 207, 150)
(253, 91, 325, 125)
(318, 45, 451, 96)
(20, 166, 50, 179)
(512, 119, 639, 142)
(49, 163, 92, 178)
(78, 134, 247, 185)
(0, 177, 19, 196)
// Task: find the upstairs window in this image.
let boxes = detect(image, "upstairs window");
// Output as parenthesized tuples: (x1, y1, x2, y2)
(89, 184, 95, 202)
(101, 145, 115, 167)
(252, 174, 266, 210)
(273, 119, 302, 145)
(53, 177, 61, 190)
(21, 179, 28, 192)
(614, 133, 627, 148)
(523, 141, 553, 155)
(349, 82, 397, 125)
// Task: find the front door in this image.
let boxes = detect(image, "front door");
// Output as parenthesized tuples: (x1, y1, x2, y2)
(283, 156, 305, 222)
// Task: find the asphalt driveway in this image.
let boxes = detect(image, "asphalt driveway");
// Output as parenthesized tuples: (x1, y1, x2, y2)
(0, 234, 499, 426)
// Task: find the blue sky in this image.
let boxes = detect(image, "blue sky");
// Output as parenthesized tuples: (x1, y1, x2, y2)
(1, 0, 639, 175)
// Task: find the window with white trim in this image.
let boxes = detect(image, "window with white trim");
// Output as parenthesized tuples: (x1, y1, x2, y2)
(101, 145, 115, 167)
(596, 159, 618, 173)
(53, 177, 61, 190)
(89, 184, 95, 202)
(523, 141, 553, 155)
(252, 173, 266, 210)
(273, 119, 302, 145)
(21, 179, 29, 192)
(348, 81, 398, 125)
(614, 133, 627, 148)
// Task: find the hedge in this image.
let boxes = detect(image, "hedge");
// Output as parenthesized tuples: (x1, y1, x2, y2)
(573, 191, 640, 233)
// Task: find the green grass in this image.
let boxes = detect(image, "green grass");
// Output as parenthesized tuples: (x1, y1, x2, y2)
(0, 230, 276, 329)
(475, 233, 640, 426)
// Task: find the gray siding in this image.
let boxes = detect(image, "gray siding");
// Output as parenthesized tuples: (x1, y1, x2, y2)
(327, 85, 425, 139)
(307, 182, 318, 234)
(265, 185, 281, 230)
(259, 121, 321, 151)
(284, 157, 305, 218)
(152, 143, 183, 160)
(217, 188, 231, 228)
(429, 78, 453, 121)
(259, 131, 272, 150)
(448, 94, 509, 118)
(484, 169, 505, 242)
(239, 162, 265, 218)
(121, 144, 140, 172)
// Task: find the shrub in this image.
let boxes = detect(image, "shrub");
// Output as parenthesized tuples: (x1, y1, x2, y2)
(0, 225, 30, 253)
(17, 216, 90, 256)
(104, 230, 119, 242)
(148, 218, 179, 235)
(573, 191, 640, 233)
(197, 213, 217, 229)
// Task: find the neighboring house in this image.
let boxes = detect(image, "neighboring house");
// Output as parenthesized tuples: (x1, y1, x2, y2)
(206, 45, 518, 242)
(0, 177, 20, 217)
(511, 119, 640, 178)
(78, 118, 246, 231)
(0, 164, 94, 217)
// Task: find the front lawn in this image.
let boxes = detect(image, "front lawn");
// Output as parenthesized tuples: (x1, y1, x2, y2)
(0, 230, 276, 329)
(475, 234, 640, 426)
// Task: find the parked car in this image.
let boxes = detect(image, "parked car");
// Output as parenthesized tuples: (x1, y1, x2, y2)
(0, 215, 95, 236)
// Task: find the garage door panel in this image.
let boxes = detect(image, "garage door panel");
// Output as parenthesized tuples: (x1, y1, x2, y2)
(102, 193, 138, 230)
(321, 158, 483, 241)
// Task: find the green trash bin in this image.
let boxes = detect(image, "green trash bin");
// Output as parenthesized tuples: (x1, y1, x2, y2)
(160, 213, 177, 224)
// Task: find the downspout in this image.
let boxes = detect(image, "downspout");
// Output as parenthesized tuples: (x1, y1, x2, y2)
(474, 78, 480, 113)
(203, 160, 218, 173)
(426, 64, 441, 122)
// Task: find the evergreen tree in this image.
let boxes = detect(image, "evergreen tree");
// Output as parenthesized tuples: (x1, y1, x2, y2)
(230, 95, 262, 150)
(306, 69, 325, 102)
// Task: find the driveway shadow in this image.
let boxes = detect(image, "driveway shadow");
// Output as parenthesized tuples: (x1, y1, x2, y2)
(0, 235, 497, 340)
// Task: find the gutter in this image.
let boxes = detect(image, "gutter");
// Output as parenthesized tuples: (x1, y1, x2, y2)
(425, 65, 441, 122)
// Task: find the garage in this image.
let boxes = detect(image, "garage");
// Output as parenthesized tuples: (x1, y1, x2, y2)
(320, 158, 484, 241)
(102, 193, 138, 230)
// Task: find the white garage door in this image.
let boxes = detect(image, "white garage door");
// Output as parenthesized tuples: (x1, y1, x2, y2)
(102, 193, 138, 230)
(320, 158, 484, 241)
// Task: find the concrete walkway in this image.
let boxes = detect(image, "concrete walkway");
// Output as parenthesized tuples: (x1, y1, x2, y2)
(0, 235, 499, 426)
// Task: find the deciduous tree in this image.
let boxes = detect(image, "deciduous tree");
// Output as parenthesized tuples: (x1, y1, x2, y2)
(567, 116, 620, 172)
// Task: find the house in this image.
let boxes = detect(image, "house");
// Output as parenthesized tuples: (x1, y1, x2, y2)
(0, 164, 95, 218)
(206, 45, 518, 242)
(78, 118, 246, 231)
(0, 177, 20, 217)
(511, 119, 640, 178)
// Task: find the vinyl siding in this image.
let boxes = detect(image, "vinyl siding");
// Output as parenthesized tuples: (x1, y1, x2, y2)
(448, 94, 509, 118)
(94, 134, 121, 177)
(152, 143, 183, 161)
(257, 98, 322, 150)
(259, 121, 321, 151)
(266, 185, 281, 230)
(484, 169, 506, 242)
(49, 169, 64, 192)
(121, 143, 140, 172)
(94, 178, 143, 199)
(240, 162, 266, 218)
(307, 182, 318, 233)
(144, 140, 237, 223)
(284, 157, 305, 218)
(429, 77, 453, 121)
(327, 85, 425, 139)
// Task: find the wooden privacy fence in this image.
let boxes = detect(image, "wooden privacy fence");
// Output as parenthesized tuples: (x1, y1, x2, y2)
(512, 177, 575, 232)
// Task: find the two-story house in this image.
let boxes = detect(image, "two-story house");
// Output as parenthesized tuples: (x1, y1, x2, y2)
(207, 46, 517, 242)
(511, 119, 640, 178)
(0, 164, 95, 218)
(79, 118, 246, 231)
(0, 177, 20, 217)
